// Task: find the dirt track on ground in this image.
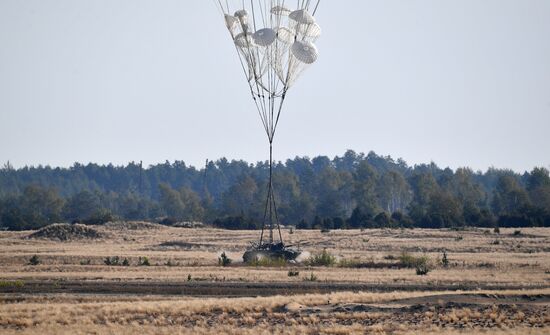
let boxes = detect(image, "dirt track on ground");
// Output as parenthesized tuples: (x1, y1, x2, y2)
(2, 280, 550, 297)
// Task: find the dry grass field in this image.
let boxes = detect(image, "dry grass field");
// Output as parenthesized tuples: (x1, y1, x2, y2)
(1, 223, 549, 334)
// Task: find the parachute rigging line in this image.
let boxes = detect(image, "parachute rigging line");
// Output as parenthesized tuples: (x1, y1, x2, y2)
(214, 0, 321, 245)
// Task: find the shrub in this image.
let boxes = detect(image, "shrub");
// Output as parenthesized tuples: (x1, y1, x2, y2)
(441, 250, 449, 268)
(399, 252, 432, 275)
(303, 273, 318, 282)
(494, 226, 500, 234)
(514, 230, 522, 236)
(288, 270, 300, 277)
(399, 252, 428, 269)
(0, 280, 24, 288)
(28, 255, 40, 266)
(416, 262, 431, 275)
(104, 256, 120, 266)
(455, 236, 463, 241)
(306, 249, 336, 267)
(218, 252, 232, 267)
(122, 258, 130, 266)
(138, 257, 150, 266)
(491, 240, 501, 245)
(80, 259, 91, 265)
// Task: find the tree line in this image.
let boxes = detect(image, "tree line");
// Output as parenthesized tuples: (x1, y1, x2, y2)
(1, 150, 549, 231)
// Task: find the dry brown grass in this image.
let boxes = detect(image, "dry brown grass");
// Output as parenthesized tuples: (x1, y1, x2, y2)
(1, 225, 549, 334)
(1, 226, 549, 286)
(1, 289, 549, 334)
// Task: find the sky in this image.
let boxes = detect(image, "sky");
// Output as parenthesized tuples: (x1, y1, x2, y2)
(1, 0, 549, 173)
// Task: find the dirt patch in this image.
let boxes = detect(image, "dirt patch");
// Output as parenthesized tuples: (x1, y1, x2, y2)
(27, 224, 103, 241)
(2, 280, 550, 297)
(155, 241, 215, 250)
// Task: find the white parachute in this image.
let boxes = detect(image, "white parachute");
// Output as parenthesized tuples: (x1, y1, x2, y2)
(215, 1, 321, 102)
(214, 0, 321, 248)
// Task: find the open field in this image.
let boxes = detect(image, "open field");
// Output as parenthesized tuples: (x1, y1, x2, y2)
(1, 289, 549, 334)
(1, 224, 550, 334)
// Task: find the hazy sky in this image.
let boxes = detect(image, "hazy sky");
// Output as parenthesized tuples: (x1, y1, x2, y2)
(1, 1, 549, 172)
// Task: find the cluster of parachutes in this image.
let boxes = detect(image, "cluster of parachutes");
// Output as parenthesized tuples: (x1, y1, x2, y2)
(218, 1, 321, 97)
(214, 1, 321, 247)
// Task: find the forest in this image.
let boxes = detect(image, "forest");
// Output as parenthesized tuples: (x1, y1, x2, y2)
(1, 150, 549, 231)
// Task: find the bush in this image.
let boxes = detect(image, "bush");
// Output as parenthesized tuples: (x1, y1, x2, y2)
(494, 226, 500, 234)
(122, 258, 130, 266)
(416, 262, 430, 275)
(441, 250, 449, 268)
(104, 256, 120, 266)
(288, 270, 300, 277)
(0, 280, 24, 288)
(306, 249, 336, 267)
(398, 252, 432, 275)
(138, 257, 150, 266)
(303, 273, 318, 282)
(28, 255, 40, 266)
(218, 252, 232, 267)
(399, 252, 428, 269)
(514, 230, 522, 236)
(80, 259, 91, 265)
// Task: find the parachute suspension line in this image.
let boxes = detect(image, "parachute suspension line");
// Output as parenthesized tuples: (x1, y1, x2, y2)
(239, 26, 268, 138)
(250, 0, 257, 31)
(268, 141, 274, 243)
(229, 30, 270, 138)
(273, 89, 287, 132)
(312, 0, 321, 15)
(257, 0, 266, 29)
(258, 169, 271, 246)
(212, 0, 224, 15)
(260, 92, 285, 244)
(217, 1, 321, 247)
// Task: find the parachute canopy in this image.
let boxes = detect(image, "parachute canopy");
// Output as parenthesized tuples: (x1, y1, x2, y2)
(214, 0, 322, 96)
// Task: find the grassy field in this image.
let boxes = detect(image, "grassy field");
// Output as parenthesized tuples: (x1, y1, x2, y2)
(1, 224, 549, 334)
